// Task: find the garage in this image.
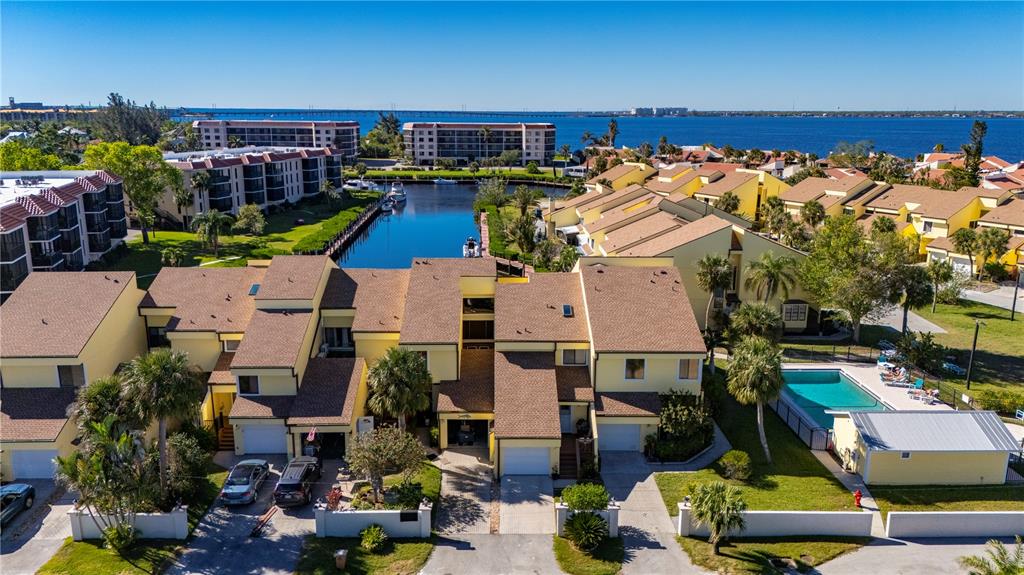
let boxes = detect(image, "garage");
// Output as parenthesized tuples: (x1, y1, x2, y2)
(240, 424, 288, 454)
(950, 256, 973, 276)
(501, 447, 550, 475)
(447, 419, 489, 447)
(598, 423, 641, 451)
(11, 449, 58, 479)
(301, 432, 345, 459)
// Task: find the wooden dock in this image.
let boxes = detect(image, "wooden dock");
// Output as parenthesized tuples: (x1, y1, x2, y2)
(317, 197, 386, 259)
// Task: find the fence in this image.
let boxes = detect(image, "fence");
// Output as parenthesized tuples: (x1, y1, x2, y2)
(781, 344, 882, 364)
(676, 504, 873, 538)
(886, 511, 1024, 538)
(767, 393, 831, 450)
(68, 507, 189, 541)
(314, 503, 432, 538)
(317, 197, 386, 258)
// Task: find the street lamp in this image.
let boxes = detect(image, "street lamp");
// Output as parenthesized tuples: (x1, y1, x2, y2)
(1011, 266, 1021, 322)
(964, 319, 986, 390)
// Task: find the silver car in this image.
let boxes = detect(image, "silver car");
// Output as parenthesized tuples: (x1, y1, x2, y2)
(220, 459, 270, 505)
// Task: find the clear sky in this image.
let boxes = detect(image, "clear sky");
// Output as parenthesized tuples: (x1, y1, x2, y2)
(2, 1, 1022, 111)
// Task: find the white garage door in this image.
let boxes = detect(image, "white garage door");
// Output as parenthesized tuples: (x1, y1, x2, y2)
(502, 447, 550, 475)
(598, 424, 641, 451)
(241, 425, 287, 454)
(951, 257, 973, 276)
(12, 450, 58, 479)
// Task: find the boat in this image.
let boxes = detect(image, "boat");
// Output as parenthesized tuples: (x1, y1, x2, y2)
(390, 181, 404, 193)
(360, 180, 380, 191)
(463, 236, 482, 258)
(387, 189, 407, 203)
(433, 178, 457, 185)
(380, 199, 395, 213)
(342, 182, 361, 192)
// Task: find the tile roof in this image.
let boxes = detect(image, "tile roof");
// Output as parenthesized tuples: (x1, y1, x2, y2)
(287, 358, 364, 426)
(493, 352, 561, 439)
(586, 163, 644, 185)
(779, 176, 871, 204)
(584, 194, 663, 234)
(1, 272, 136, 358)
(436, 349, 495, 413)
(494, 273, 589, 343)
(142, 266, 266, 333)
(400, 258, 496, 345)
(849, 410, 1019, 452)
(694, 171, 758, 198)
(595, 392, 661, 417)
(978, 199, 1024, 227)
(208, 351, 236, 385)
(231, 309, 313, 369)
(579, 264, 705, 353)
(256, 255, 330, 301)
(0, 387, 76, 441)
(556, 366, 593, 402)
(864, 184, 989, 220)
(321, 268, 410, 332)
(230, 395, 294, 419)
(602, 211, 683, 254)
(619, 214, 734, 257)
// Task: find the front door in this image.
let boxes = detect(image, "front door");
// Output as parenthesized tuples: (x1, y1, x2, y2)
(559, 406, 573, 433)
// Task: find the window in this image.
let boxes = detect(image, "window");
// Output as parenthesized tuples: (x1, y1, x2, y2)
(237, 375, 259, 395)
(462, 320, 494, 340)
(783, 303, 807, 322)
(147, 326, 169, 348)
(223, 339, 241, 352)
(325, 327, 353, 349)
(922, 221, 933, 233)
(900, 452, 912, 460)
(625, 358, 645, 380)
(678, 359, 699, 380)
(562, 349, 588, 366)
(57, 364, 85, 387)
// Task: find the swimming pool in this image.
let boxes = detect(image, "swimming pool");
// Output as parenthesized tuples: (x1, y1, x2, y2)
(782, 369, 888, 429)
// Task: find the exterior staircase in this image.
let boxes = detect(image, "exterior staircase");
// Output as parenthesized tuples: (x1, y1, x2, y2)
(218, 426, 235, 451)
(559, 435, 578, 479)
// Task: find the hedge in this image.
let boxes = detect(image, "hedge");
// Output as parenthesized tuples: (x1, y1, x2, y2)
(291, 199, 377, 254)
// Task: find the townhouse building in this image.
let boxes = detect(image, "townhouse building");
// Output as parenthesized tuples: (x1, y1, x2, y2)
(0, 171, 129, 302)
(402, 122, 555, 166)
(925, 197, 1024, 276)
(779, 176, 880, 219)
(192, 120, 359, 161)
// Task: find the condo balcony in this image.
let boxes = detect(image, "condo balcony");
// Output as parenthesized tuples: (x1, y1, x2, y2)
(30, 250, 65, 270)
(109, 218, 128, 239)
(209, 197, 233, 212)
(266, 187, 287, 202)
(245, 191, 267, 205)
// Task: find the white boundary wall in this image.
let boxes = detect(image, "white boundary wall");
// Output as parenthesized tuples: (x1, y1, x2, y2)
(68, 507, 189, 541)
(886, 512, 1024, 538)
(555, 503, 620, 538)
(315, 503, 432, 538)
(677, 503, 873, 537)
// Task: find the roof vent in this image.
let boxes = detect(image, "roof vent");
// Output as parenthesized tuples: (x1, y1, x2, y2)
(562, 304, 574, 317)
(248, 283, 260, 295)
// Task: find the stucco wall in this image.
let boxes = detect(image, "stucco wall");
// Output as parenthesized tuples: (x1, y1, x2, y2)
(315, 504, 432, 538)
(593, 352, 702, 394)
(886, 511, 1024, 538)
(677, 505, 873, 538)
(867, 450, 1009, 485)
(169, 332, 223, 372)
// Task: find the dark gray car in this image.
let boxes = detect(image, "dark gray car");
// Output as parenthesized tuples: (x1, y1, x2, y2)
(220, 459, 270, 505)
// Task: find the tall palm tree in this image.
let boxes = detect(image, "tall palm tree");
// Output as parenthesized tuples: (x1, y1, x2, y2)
(743, 252, 797, 304)
(728, 336, 784, 464)
(690, 481, 747, 555)
(761, 196, 789, 238)
(122, 348, 204, 496)
(559, 144, 572, 163)
(714, 191, 741, 215)
(513, 185, 536, 217)
(976, 227, 1010, 280)
(728, 302, 782, 343)
(695, 254, 733, 332)
(191, 209, 233, 257)
(367, 347, 432, 430)
(800, 200, 826, 229)
(951, 228, 979, 280)
(958, 536, 1024, 575)
(926, 259, 954, 313)
(320, 178, 342, 205)
(899, 266, 934, 333)
(606, 119, 618, 147)
(580, 131, 594, 146)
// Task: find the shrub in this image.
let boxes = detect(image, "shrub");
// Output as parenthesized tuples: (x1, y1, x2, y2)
(983, 262, 1010, 283)
(525, 161, 540, 174)
(174, 420, 218, 453)
(103, 523, 138, 552)
(561, 482, 610, 511)
(360, 524, 389, 553)
(579, 459, 599, 481)
(564, 511, 607, 552)
(429, 426, 440, 447)
(393, 482, 425, 510)
(167, 433, 213, 500)
(719, 450, 752, 481)
(290, 196, 378, 254)
(974, 389, 1024, 416)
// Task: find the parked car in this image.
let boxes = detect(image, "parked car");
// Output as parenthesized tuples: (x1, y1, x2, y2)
(1, 484, 36, 526)
(273, 456, 321, 507)
(220, 459, 270, 505)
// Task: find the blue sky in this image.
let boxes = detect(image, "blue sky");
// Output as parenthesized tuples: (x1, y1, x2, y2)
(2, 1, 1021, 111)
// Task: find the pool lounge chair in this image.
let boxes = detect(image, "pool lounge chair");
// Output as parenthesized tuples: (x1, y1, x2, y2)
(883, 374, 911, 388)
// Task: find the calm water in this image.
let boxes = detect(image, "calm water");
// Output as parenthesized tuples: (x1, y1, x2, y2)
(336, 183, 565, 268)
(782, 369, 887, 429)
(176, 108, 1024, 159)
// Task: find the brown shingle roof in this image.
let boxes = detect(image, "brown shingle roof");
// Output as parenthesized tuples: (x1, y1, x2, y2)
(437, 349, 495, 413)
(620, 215, 734, 257)
(493, 352, 561, 439)
(978, 199, 1024, 227)
(864, 184, 988, 220)
(321, 268, 410, 332)
(287, 358, 364, 426)
(1, 272, 136, 358)
(556, 367, 593, 403)
(602, 211, 683, 254)
(576, 184, 647, 214)
(141, 266, 266, 333)
(580, 264, 705, 354)
(779, 176, 871, 204)
(231, 310, 312, 369)
(694, 171, 758, 198)
(0, 387, 75, 441)
(595, 392, 661, 417)
(208, 352, 236, 385)
(494, 273, 589, 343)
(584, 194, 663, 234)
(230, 395, 294, 419)
(645, 171, 700, 194)
(400, 258, 496, 345)
(256, 255, 330, 301)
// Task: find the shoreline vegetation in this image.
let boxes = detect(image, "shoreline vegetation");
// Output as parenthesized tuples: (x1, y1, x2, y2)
(345, 168, 573, 186)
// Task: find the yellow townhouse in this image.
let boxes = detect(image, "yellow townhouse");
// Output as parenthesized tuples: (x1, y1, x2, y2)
(584, 161, 655, 193)
(925, 197, 1024, 276)
(691, 167, 789, 220)
(778, 176, 879, 219)
(0, 272, 147, 479)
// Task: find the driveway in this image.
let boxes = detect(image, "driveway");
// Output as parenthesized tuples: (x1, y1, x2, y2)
(601, 452, 708, 574)
(499, 476, 554, 534)
(0, 480, 76, 575)
(421, 534, 563, 575)
(818, 536, 1012, 574)
(167, 454, 341, 575)
(436, 447, 493, 534)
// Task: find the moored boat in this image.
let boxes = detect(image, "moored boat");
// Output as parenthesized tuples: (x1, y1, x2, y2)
(433, 178, 457, 185)
(463, 236, 481, 257)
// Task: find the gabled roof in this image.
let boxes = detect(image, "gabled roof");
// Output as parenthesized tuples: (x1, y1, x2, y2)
(978, 199, 1024, 227)
(142, 266, 266, 333)
(231, 309, 313, 369)
(849, 410, 1019, 452)
(584, 193, 663, 234)
(694, 171, 758, 198)
(400, 258, 496, 345)
(779, 176, 872, 204)
(287, 358, 364, 426)
(595, 392, 661, 417)
(493, 352, 561, 439)
(0, 387, 76, 441)
(436, 349, 494, 413)
(645, 171, 700, 195)
(602, 211, 682, 254)
(864, 184, 986, 220)
(255, 255, 330, 301)
(321, 268, 410, 332)
(619, 214, 734, 257)
(494, 273, 589, 343)
(586, 163, 645, 185)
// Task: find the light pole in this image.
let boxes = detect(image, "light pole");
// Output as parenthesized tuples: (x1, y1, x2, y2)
(1011, 267, 1021, 321)
(964, 319, 985, 391)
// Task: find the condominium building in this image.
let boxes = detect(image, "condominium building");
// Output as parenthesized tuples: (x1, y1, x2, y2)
(403, 122, 556, 166)
(0, 171, 128, 302)
(192, 120, 360, 161)
(161, 146, 345, 225)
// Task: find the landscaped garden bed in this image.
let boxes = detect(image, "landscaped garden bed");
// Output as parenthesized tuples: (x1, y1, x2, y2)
(676, 535, 869, 574)
(296, 535, 434, 575)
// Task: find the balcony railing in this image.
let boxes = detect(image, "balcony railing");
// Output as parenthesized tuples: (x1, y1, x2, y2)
(31, 250, 65, 268)
(245, 191, 267, 205)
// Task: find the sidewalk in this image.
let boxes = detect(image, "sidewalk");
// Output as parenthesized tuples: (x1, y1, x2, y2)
(811, 451, 885, 537)
(963, 284, 1022, 312)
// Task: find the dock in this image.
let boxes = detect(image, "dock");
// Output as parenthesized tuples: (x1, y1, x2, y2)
(314, 197, 386, 259)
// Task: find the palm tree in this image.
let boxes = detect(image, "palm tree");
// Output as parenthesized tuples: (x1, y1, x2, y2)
(728, 336, 783, 464)
(122, 349, 204, 496)
(958, 536, 1024, 575)
(761, 196, 789, 238)
(558, 144, 572, 163)
(690, 481, 747, 555)
(367, 347, 432, 430)
(321, 178, 342, 205)
(743, 252, 797, 304)
(951, 228, 979, 280)
(800, 200, 826, 229)
(926, 259, 954, 313)
(695, 254, 733, 332)
(714, 191, 741, 215)
(898, 266, 934, 333)
(976, 227, 1010, 281)
(191, 209, 233, 257)
(513, 185, 536, 217)
(580, 131, 594, 146)
(478, 126, 492, 157)
(728, 302, 782, 343)
(606, 119, 618, 147)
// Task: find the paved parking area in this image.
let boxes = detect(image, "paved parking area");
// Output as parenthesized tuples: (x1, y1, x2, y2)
(0, 480, 76, 575)
(499, 475, 554, 534)
(436, 447, 493, 535)
(422, 534, 563, 575)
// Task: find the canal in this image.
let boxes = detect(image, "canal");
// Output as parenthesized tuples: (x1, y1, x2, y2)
(335, 182, 567, 268)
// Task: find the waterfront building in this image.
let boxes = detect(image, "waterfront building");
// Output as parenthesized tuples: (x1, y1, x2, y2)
(402, 122, 555, 166)
(925, 197, 1024, 276)
(0, 171, 128, 301)
(161, 146, 346, 225)
(779, 176, 880, 219)
(192, 120, 359, 161)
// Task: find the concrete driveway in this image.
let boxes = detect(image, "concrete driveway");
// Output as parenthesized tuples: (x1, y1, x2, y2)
(0, 480, 76, 575)
(436, 447, 493, 534)
(818, 536, 1012, 574)
(499, 476, 554, 534)
(167, 454, 341, 575)
(421, 534, 563, 575)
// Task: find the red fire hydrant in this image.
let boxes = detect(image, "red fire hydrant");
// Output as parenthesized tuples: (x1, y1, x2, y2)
(854, 489, 863, 508)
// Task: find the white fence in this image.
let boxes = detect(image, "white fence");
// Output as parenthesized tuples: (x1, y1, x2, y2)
(676, 503, 873, 538)
(886, 512, 1024, 538)
(314, 503, 432, 538)
(68, 507, 189, 541)
(555, 503, 620, 538)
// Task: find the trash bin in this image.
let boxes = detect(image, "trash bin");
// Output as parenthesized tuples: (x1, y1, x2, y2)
(334, 549, 348, 569)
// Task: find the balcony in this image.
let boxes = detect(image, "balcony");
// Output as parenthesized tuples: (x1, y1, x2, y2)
(245, 191, 267, 205)
(106, 201, 126, 221)
(303, 182, 320, 196)
(63, 249, 84, 271)
(209, 197, 233, 212)
(109, 219, 128, 239)
(1, 259, 30, 292)
(85, 211, 109, 232)
(31, 251, 65, 270)
(266, 187, 286, 202)
(82, 192, 107, 212)
(88, 231, 111, 254)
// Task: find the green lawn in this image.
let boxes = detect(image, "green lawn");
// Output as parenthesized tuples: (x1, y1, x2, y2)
(655, 370, 855, 515)
(384, 461, 442, 506)
(296, 536, 434, 575)
(870, 484, 1024, 519)
(553, 536, 624, 575)
(38, 465, 228, 575)
(677, 536, 869, 574)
